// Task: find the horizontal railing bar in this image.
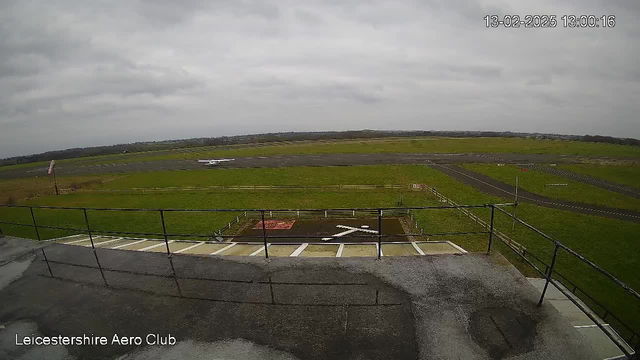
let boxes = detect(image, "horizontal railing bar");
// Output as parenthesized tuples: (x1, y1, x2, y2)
(493, 205, 555, 242)
(492, 219, 640, 344)
(499, 238, 640, 348)
(0, 220, 38, 227)
(48, 230, 488, 241)
(556, 246, 640, 301)
(493, 205, 640, 302)
(0, 204, 508, 212)
(548, 277, 634, 357)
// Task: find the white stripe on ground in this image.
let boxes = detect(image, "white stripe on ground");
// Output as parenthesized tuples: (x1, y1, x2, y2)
(211, 243, 236, 255)
(63, 237, 93, 245)
(574, 324, 609, 329)
(322, 228, 358, 241)
(412, 242, 426, 256)
(335, 225, 378, 233)
(447, 241, 468, 254)
(336, 244, 345, 257)
(139, 240, 174, 251)
(174, 242, 204, 254)
(111, 239, 147, 249)
(51, 234, 84, 242)
(290, 243, 308, 257)
(250, 244, 270, 256)
(88, 238, 123, 247)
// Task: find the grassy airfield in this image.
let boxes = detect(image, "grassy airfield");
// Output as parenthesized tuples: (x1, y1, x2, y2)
(3, 136, 640, 172)
(1, 138, 640, 337)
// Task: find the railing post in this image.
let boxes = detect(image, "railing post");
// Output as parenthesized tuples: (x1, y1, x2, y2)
(83, 208, 95, 249)
(377, 209, 382, 259)
(261, 210, 269, 259)
(84, 208, 107, 285)
(41, 248, 54, 277)
(160, 210, 171, 256)
(29, 207, 41, 241)
(537, 244, 560, 307)
(487, 205, 495, 254)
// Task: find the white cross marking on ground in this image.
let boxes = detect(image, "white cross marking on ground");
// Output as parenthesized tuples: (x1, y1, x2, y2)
(321, 225, 378, 241)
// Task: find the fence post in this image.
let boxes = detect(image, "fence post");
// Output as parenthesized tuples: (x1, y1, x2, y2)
(29, 207, 41, 241)
(537, 244, 560, 307)
(487, 206, 495, 254)
(261, 210, 269, 259)
(377, 209, 382, 260)
(160, 210, 171, 256)
(83, 209, 95, 249)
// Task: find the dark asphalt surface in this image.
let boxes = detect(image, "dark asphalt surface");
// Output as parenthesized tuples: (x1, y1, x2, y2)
(524, 164, 640, 199)
(238, 218, 406, 244)
(0, 237, 598, 359)
(429, 163, 640, 223)
(0, 153, 588, 179)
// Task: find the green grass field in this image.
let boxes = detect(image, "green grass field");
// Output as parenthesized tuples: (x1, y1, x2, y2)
(558, 164, 640, 190)
(81, 137, 640, 165)
(100, 165, 441, 188)
(462, 164, 640, 211)
(4, 136, 640, 172)
(1, 164, 639, 337)
(0, 174, 121, 204)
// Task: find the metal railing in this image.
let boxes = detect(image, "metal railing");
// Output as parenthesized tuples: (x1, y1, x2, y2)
(0, 203, 500, 261)
(491, 206, 639, 358)
(1, 202, 638, 358)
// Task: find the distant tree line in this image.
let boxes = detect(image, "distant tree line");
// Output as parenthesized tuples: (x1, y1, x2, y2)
(1, 130, 639, 167)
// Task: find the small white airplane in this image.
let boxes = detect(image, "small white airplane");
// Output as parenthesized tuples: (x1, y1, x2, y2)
(197, 159, 235, 166)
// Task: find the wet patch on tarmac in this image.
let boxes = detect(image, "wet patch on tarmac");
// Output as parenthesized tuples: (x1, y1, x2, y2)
(468, 307, 537, 359)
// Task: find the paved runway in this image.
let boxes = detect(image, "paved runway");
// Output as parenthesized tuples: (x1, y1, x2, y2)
(429, 163, 640, 223)
(0, 153, 588, 179)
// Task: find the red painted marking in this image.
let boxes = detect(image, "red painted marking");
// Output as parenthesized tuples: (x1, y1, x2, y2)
(254, 220, 296, 230)
(520, 168, 529, 172)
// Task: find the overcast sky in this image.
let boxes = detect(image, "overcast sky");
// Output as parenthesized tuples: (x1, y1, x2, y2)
(1, 0, 638, 157)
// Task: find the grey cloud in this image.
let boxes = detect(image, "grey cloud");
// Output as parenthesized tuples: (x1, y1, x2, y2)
(246, 78, 384, 104)
(136, 0, 280, 26)
(0, 0, 638, 157)
(295, 10, 324, 25)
